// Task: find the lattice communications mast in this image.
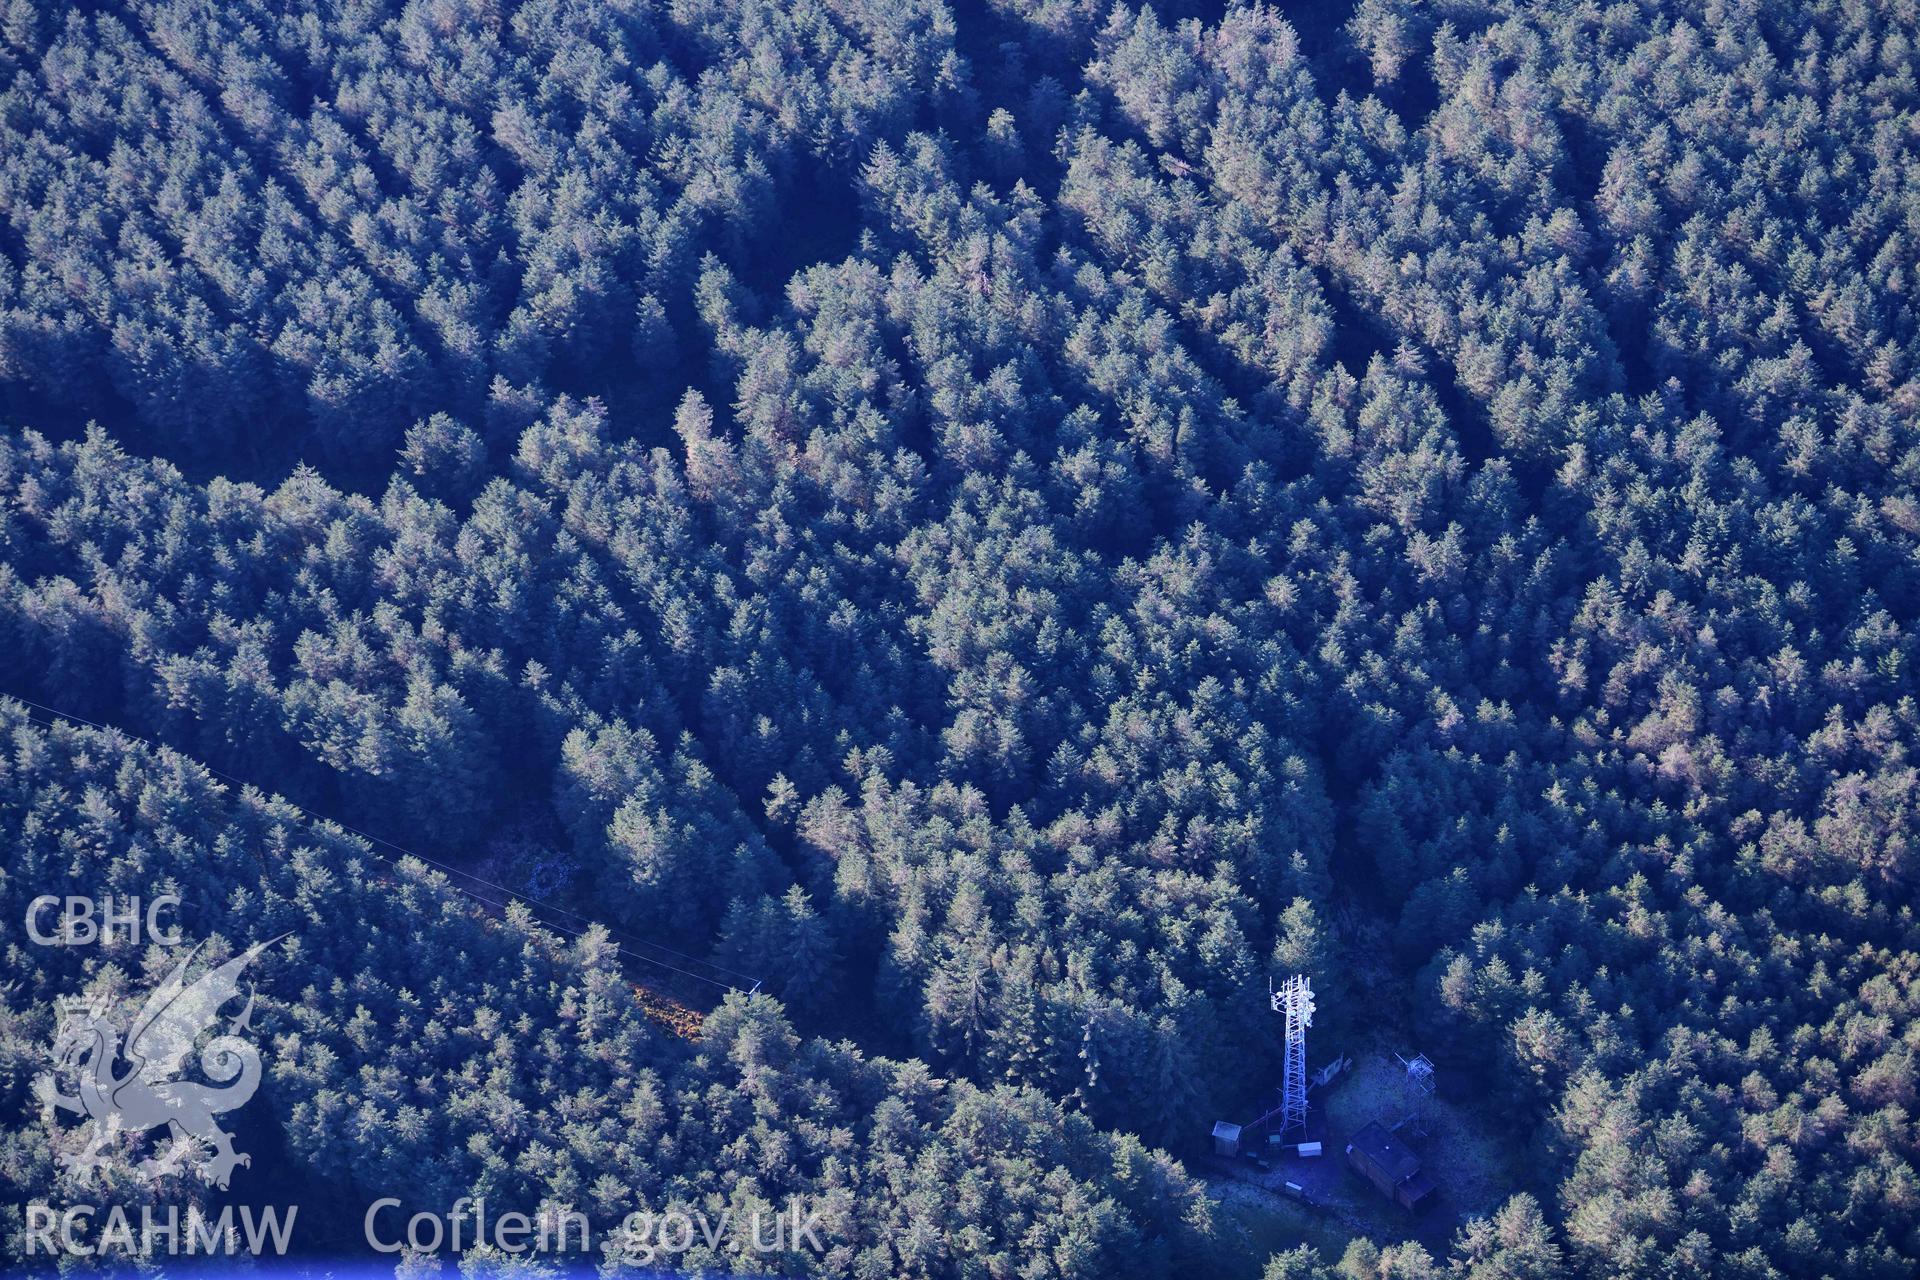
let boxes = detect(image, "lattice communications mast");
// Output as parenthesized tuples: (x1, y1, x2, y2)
(1271, 974, 1315, 1139)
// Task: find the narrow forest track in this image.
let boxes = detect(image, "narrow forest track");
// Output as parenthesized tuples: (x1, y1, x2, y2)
(633, 984, 707, 1039)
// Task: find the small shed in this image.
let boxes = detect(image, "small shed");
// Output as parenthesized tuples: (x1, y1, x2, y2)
(1345, 1121, 1435, 1211)
(1211, 1121, 1243, 1158)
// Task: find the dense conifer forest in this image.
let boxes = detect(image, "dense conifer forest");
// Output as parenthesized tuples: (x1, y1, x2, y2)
(1, 0, 1917, 1275)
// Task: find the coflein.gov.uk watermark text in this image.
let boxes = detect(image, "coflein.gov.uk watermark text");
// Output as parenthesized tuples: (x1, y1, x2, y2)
(367, 1197, 827, 1265)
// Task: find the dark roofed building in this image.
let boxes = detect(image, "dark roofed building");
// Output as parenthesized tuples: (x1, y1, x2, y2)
(1346, 1121, 1436, 1211)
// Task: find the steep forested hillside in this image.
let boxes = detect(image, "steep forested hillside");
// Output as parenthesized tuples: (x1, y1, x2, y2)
(2, 0, 1918, 1277)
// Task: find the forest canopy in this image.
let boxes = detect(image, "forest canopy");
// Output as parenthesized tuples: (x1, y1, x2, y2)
(2, 0, 1918, 1277)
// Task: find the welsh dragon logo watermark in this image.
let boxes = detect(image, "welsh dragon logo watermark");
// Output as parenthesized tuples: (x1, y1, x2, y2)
(36, 932, 280, 1190)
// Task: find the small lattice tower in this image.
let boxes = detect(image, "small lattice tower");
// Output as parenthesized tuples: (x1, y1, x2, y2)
(1271, 974, 1315, 1140)
(1397, 1052, 1436, 1136)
